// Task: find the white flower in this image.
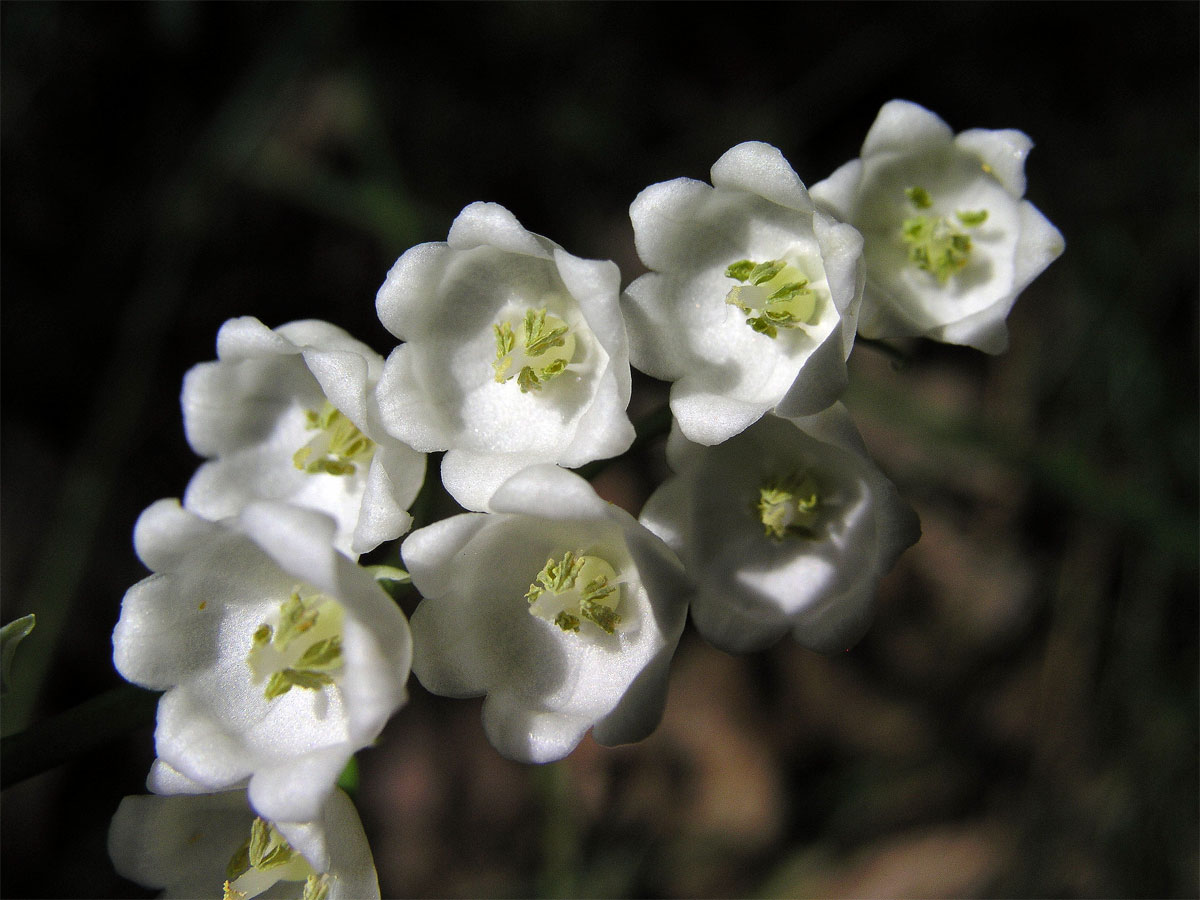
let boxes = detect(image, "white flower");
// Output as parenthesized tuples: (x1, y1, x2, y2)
(112, 499, 412, 825)
(108, 788, 379, 900)
(400, 464, 690, 763)
(640, 406, 919, 654)
(810, 99, 1065, 353)
(622, 142, 865, 446)
(182, 317, 426, 558)
(374, 202, 635, 512)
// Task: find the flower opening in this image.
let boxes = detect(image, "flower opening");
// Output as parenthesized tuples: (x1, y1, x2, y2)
(524, 550, 622, 634)
(246, 588, 345, 701)
(757, 472, 821, 540)
(723, 258, 821, 338)
(222, 816, 329, 900)
(492, 307, 577, 392)
(900, 185, 990, 284)
(292, 401, 376, 477)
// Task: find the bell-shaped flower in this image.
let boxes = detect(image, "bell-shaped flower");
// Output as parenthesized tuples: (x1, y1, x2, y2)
(374, 202, 635, 512)
(112, 498, 412, 825)
(108, 788, 379, 900)
(810, 99, 1065, 353)
(622, 142, 865, 446)
(640, 406, 919, 654)
(400, 464, 690, 763)
(182, 317, 426, 558)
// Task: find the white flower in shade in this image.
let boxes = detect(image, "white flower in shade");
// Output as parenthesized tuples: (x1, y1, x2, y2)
(810, 99, 1065, 353)
(622, 142, 865, 446)
(112, 498, 411, 825)
(400, 464, 690, 763)
(640, 406, 919, 654)
(374, 202, 635, 512)
(108, 788, 379, 900)
(182, 317, 426, 558)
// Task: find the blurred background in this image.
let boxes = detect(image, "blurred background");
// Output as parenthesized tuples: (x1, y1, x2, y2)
(2, 3, 1196, 897)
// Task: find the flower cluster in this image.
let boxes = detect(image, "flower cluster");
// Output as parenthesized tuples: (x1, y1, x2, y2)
(109, 100, 1062, 895)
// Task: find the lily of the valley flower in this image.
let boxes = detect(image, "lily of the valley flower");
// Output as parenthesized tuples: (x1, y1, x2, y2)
(374, 202, 635, 512)
(810, 99, 1065, 353)
(622, 142, 865, 446)
(182, 317, 426, 558)
(640, 406, 919, 654)
(112, 499, 411, 825)
(108, 788, 379, 900)
(400, 465, 691, 763)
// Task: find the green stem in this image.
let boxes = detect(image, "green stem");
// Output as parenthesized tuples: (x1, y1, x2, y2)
(1, 684, 159, 790)
(532, 761, 580, 899)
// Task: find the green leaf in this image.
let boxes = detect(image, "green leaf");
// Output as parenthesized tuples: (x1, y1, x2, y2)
(336, 756, 360, 795)
(0, 615, 35, 695)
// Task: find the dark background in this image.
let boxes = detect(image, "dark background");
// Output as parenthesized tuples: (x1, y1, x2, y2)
(2, 3, 1197, 897)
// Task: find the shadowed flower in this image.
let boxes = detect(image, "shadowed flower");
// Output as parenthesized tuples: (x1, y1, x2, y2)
(108, 788, 379, 899)
(640, 406, 919, 653)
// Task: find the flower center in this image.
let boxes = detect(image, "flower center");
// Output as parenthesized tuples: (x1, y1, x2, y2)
(900, 186, 989, 284)
(246, 589, 345, 701)
(292, 401, 375, 476)
(757, 473, 820, 540)
(524, 551, 622, 634)
(222, 816, 330, 900)
(723, 258, 820, 339)
(492, 307, 577, 393)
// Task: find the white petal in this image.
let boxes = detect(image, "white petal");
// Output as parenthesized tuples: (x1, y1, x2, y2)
(621, 273, 690, 381)
(689, 598, 790, 654)
(628, 178, 726, 273)
(861, 99, 954, 158)
(955, 127, 1033, 197)
(555, 249, 626, 370)
(248, 747, 348, 825)
(774, 323, 850, 418)
(113, 574, 215, 691)
(132, 498, 219, 573)
(559, 363, 636, 467)
(375, 241, 454, 341)
(809, 158, 864, 221)
(215, 315, 295, 361)
(154, 685, 256, 791)
(448, 201, 556, 258)
(375, 343, 455, 451)
(488, 463, 618, 521)
(401, 513, 492, 598)
(1012, 199, 1066, 290)
(302, 348, 373, 431)
(108, 791, 251, 891)
(238, 502, 341, 593)
(350, 446, 423, 554)
(181, 356, 319, 458)
(146, 759, 215, 795)
(440, 449, 553, 513)
(481, 691, 593, 763)
(710, 141, 814, 212)
(670, 385, 771, 446)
